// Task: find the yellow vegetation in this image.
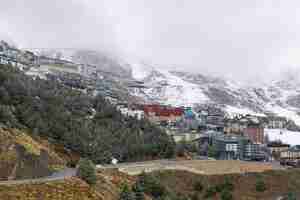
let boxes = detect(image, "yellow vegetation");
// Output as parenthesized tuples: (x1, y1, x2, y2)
(14, 131, 42, 156)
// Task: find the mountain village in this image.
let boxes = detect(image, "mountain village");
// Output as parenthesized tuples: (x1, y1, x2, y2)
(1, 40, 300, 169)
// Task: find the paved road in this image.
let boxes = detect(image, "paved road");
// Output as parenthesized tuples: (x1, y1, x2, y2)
(97, 159, 285, 176)
(49, 168, 77, 179)
(0, 168, 77, 186)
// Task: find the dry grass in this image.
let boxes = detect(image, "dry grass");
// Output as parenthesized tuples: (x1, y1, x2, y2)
(153, 169, 300, 200)
(0, 178, 102, 200)
(179, 160, 276, 175)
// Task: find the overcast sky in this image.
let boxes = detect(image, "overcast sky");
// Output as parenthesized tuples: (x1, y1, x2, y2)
(1, 0, 300, 81)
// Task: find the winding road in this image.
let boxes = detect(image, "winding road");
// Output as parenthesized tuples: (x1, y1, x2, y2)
(0, 168, 77, 186)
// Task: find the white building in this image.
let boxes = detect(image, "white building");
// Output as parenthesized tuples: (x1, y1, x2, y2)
(119, 107, 144, 120)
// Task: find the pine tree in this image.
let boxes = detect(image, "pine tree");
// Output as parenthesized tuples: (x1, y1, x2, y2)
(208, 145, 217, 158)
(220, 189, 233, 200)
(77, 158, 97, 185)
(133, 182, 145, 200)
(287, 192, 296, 200)
(255, 178, 266, 192)
(119, 184, 135, 200)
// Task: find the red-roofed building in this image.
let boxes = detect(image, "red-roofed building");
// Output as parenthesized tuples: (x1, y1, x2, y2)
(143, 104, 184, 123)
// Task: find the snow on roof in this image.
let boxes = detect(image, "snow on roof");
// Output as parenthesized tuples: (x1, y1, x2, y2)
(265, 128, 300, 146)
(225, 105, 266, 117)
(265, 104, 300, 126)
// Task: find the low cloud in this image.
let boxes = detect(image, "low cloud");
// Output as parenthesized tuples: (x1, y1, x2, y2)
(1, 0, 300, 81)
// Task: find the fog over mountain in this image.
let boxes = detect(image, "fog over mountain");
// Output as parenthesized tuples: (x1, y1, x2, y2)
(1, 0, 300, 81)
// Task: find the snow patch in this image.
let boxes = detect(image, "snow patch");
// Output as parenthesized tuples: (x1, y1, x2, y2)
(265, 128, 300, 146)
(226, 105, 266, 117)
(265, 104, 300, 126)
(146, 68, 209, 106)
(130, 62, 154, 80)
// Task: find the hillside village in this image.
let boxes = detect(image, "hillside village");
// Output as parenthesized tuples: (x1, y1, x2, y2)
(1, 40, 300, 168)
(4, 0, 300, 198)
(2, 40, 300, 200)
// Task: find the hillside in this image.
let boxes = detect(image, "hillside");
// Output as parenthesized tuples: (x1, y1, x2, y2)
(0, 178, 102, 200)
(21, 47, 300, 127)
(0, 63, 175, 164)
(4, 41, 300, 127)
(138, 169, 300, 200)
(0, 128, 65, 180)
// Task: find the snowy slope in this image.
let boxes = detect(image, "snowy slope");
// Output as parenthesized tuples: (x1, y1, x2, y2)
(5, 40, 300, 127)
(265, 129, 300, 146)
(129, 63, 209, 106)
(127, 62, 300, 126)
(129, 61, 154, 81)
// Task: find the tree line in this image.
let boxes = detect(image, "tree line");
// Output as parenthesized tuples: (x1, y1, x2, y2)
(0, 64, 175, 164)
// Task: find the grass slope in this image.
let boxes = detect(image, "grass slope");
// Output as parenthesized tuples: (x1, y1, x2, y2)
(153, 169, 300, 200)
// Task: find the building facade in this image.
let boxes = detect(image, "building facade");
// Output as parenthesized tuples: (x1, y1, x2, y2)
(280, 146, 300, 161)
(243, 123, 264, 144)
(211, 134, 265, 161)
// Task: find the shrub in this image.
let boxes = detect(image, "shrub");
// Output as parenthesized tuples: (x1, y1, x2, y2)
(220, 189, 233, 200)
(287, 192, 296, 200)
(133, 182, 145, 200)
(222, 177, 234, 192)
(204, 186, 217, 199)
(193, 181, 203, 192)
(215, 177, 234, 193)
(255, 179, 266, 192)
(215, 184, 223, 193)
(77, 158, 97, 185)
(190, 192, 200, 200)
(137, 172, 166, 198)
(119, 184, 135, 200)
(208, 145, 217, 158)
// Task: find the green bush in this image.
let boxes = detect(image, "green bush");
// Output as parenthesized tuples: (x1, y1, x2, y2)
(119, 184, 135, 200)
(214, 177, 234, 193)
(220, 189, 233, 200)
(255, 179, 267, 192)
(137, 172, 166, 198)
(222, 177, 234, 191)
(204, 186, 217, 199)
(132, 182, 145, 200)
(77, 158, 97, 185)
(287, 192, 296, 200)
(208, 145, 217, 158)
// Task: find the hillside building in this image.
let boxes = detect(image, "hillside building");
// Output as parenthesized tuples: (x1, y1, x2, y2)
(143, 104, 184, 123)
(280, 146, 300, 162)
(243, 121, 264, 144)
(267, 142, 290, 154)
(211, 134, 265, 161)
(267, 116, 287, 129)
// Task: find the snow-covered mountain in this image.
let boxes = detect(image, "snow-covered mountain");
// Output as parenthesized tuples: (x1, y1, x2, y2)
(125, 61, 300, 126)
(2, 41, 300, 126)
